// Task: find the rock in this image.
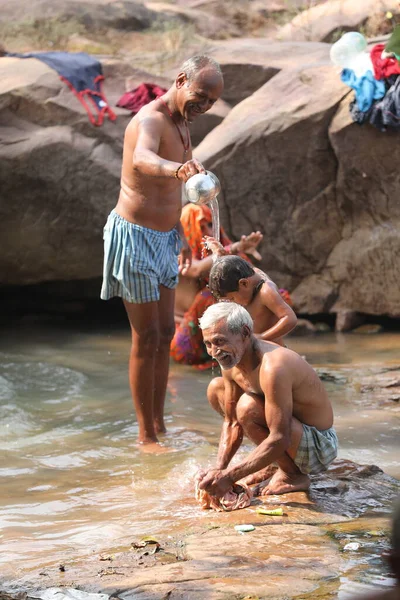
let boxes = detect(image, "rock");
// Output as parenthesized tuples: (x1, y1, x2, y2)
(206, 39, 331, 105)
(314, 321, 332, 332)
(290, 318, 317, 336)
(353, 324, 384, 334)
(316, 368, 348, 384)
(0, 0, 157, 32)
(189, 98, 231, 148)
(195, 63, 348, 293)
(101, 60, 172, 92)
(276, 0, 400, 42)
(335, 310, 365, 332)
(292, 274, 338, 314)
(352, 368, 400, 406)
(145, 1, 231, 39)
(16, 460, 399, 599)
(327, 97, 400, 318)
(195, 56, 400, 319)
(0, 56, 159, 285)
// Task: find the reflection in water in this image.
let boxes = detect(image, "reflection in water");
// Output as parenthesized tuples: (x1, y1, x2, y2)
(0, 322, 399, 588)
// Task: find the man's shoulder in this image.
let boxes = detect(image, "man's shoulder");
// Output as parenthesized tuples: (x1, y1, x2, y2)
(126, 103, 165, 130)
(259, 343, 296, 373)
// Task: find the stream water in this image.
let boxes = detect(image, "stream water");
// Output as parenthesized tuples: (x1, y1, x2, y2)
(0, 317, 399, 593)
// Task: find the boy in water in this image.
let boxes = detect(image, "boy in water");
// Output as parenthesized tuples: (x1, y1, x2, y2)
(205, 239, 297, 346)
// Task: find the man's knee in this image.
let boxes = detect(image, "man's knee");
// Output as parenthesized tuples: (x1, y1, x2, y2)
(236, 393, 259, 425)
(207, 377, 225, 414)
(158, 323, 176, 348)
(132, 326, 159, 356)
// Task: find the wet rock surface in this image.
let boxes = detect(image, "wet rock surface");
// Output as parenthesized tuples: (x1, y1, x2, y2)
(9, 460, 399, 600)
(316, 366, 400, 411)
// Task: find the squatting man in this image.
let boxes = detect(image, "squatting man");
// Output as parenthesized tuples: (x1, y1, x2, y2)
(197, 302, 338, 496)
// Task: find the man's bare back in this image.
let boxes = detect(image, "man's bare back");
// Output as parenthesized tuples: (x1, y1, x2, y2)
(228, 341, 333, 432)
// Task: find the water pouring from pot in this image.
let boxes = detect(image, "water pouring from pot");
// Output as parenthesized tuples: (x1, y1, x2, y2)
(184, 171, 221, 241)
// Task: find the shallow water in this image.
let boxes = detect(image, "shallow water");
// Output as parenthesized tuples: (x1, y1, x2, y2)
(0, 319, 399, 591)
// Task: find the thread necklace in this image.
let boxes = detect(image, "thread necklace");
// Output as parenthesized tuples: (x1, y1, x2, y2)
(159, 97, 190, 156)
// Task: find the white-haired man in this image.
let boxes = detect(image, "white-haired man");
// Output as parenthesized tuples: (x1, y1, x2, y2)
(197, 302, 338, 496)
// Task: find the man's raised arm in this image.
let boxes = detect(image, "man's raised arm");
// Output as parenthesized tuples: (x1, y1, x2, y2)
(131, 115, 205, 181)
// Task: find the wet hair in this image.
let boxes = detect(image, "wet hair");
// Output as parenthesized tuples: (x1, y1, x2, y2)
(208, 255, 255, 299)
(180, 55, 222, 82)
(199, 302, 253, 334)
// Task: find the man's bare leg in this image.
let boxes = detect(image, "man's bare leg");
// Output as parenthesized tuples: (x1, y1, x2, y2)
(207, 377, 226, 417)
(153, 285, 176, 435)
(207, 381, 277, 485)
(236, 393, 310, 494)
(123, 299, 159, 445)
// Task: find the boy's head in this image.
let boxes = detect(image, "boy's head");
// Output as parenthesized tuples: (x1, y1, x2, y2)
(209, 255, 256, 305)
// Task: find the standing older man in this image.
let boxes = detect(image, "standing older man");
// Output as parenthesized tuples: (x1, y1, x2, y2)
(197, 302, 338, 495)
(101, 56, 224, 448)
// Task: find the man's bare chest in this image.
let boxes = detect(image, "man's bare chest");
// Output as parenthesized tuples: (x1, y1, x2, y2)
(233, 368, 263, 396)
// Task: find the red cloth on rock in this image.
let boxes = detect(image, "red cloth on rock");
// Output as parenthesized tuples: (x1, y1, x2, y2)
(370, 43, 400, 80)
(116, 83, 167, 114)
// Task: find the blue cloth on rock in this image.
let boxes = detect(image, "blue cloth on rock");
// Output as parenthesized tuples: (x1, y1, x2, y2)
(341, 68, 386, 112)
(6, 51, 116, 126)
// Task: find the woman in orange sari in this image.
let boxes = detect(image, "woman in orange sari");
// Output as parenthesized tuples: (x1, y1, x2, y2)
(170, 203, 262, 368)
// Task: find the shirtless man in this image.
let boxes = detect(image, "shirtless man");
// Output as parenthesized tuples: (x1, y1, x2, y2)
(197, 302, 338, 496)
(101, 55, 224, 447)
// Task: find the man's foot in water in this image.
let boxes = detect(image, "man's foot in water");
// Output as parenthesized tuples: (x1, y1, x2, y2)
(154, 419, 167, 435)
(261, 468, 310, 495)
(137, 438, 171, 454)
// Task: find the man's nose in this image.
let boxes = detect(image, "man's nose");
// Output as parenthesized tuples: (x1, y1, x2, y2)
(208, 344, 217, 357)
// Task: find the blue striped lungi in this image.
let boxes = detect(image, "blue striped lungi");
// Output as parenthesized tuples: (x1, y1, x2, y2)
(100, 210, 182, 304)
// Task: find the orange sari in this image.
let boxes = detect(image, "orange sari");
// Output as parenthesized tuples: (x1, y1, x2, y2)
(170, 204, 233, 369)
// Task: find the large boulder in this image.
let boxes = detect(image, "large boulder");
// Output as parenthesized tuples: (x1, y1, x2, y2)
(145, 1, 233, 39)
(325, 99, 400, 317)
(195, 62, 348, 291)
(0, 56, 165, 285)
(0, 0, 157, 32)
(206, 38, 331, 105)
(195, 61, 400, 318)
(277, 0, 400, 42)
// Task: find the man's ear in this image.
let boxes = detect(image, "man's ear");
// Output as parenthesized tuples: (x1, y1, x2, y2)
(239, 278, 249, 289)
(176, 72, 187, 89)
(242, 325, 251, 339)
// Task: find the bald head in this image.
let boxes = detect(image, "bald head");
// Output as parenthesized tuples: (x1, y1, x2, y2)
(175, 55, 223, 122)
(180, 55, 223, 82)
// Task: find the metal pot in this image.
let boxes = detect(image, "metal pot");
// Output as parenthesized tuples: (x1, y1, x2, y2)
(184, 171, 221, 205)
